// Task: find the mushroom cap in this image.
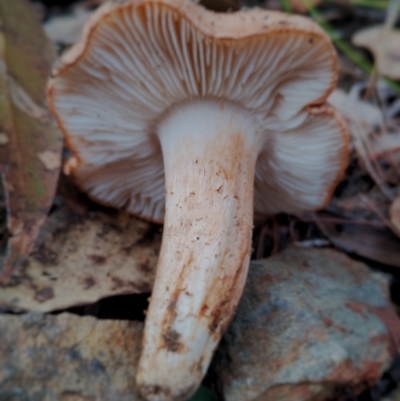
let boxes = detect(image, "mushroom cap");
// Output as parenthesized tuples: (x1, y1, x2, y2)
(48, 0, 348, 223)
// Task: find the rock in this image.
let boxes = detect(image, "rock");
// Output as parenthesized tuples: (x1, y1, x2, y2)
(0, 313, 144, 401)
(2, 243, 398, 401)
(213, 246, 400, 401)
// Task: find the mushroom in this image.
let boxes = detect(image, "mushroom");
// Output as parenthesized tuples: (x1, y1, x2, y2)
(47, 0, 349, 400)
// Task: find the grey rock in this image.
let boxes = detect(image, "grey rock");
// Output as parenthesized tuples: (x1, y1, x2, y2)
(0, 313, 144, 401)
(214, 246, 400, 401)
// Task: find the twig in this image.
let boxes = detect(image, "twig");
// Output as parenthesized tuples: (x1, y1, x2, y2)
(302, 215, 387, 228)
(352, 121, 395, 200)
(360, 194, 400, 237)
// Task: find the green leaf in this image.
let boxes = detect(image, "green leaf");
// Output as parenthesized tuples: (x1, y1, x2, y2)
(0, 0, 62, 281)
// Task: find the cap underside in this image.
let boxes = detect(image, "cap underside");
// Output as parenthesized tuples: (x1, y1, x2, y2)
(49, 0, 346, 221)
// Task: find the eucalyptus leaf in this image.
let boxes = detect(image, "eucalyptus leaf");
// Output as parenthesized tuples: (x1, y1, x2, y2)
(0, 0, 62, 282)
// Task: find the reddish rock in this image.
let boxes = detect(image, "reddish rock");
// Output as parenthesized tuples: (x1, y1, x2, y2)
(214, 246, 400, 401)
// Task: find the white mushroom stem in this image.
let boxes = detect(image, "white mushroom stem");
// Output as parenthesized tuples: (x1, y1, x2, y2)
(137, 100, 261, 401)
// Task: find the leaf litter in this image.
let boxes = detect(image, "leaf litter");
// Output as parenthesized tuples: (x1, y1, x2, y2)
(0, 0, 62, 282)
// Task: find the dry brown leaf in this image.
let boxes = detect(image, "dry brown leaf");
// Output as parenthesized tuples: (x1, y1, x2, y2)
(316, 218, 400, 267)
(352, 26, 400, 79)
(322, 189, 400, 239)
(0, 202, 159, 312)
(0, 313, 143, 400)
(0, 0, 63, 282)
(390, 195, 400, 234)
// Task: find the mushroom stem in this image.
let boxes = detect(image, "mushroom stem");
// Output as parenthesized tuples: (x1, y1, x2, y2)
(137, 101, 261, 401)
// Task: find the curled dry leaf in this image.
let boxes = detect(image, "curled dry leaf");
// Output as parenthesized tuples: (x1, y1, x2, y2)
(352, 26, 400, 80)
(316, 216, 400, 268)
(0, 202, 159, 313)
(0, 0, 62, 281)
